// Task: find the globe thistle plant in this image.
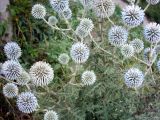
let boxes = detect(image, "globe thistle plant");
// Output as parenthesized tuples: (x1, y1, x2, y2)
(48, 16, 58, 25)
(29, 61, 54, 87)
(79, 0, 94, 9)
(1, 60, 22, 80)
(58, 53, 70, 65)
(93, 0, 115, 18)
(49, 0, 69, 13)
(3, 83, 18, 98)
(70, 42, 90, 64)
(17, 92, 38, 113)
(31, 4, 46, 19)
(121, 44, 134, 58)
(81, 70, 96, 85)
(146, 0, 160, 5)
(144, 22, 160, 43)
(130, 39, 144, 53)
(124, 68, 144, 88)
(4, 42, 22, 60)
(108, 26, 128, 47)
(122, 5, 144, 27)
(44, 110, 59, 120)
(143, 48, 157, 64)
(16, 71, 30, 86)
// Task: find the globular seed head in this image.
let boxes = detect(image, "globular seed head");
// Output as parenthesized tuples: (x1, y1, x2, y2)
(70, 42, 90, 64)
(146, 0, 160, 5)
(93, 0, 115, 18)
(17, 92, 38, 113)
(48, 16, 58, 25)
(130, 39, 144, 53)
(31, 4, 46, 19)
(124, 68, 144, 88)
(108, 26, 128, 47)
(144, 22, 160, 43)
(58, 53, 70, 65)
(121, 44, 134, 58)
(4, 42, 22, 60)
(29, 61, 54, 87)
(44, 110, 58, 120)
(122, 5, 144, 27)
(81, 70, 96, 85)
(49, 0, 69, 13)
(3, 83, 18, 98)
(1, 60, 22, 80)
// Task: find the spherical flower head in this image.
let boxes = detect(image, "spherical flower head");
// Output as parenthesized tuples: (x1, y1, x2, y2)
(3, 83, 18, 98)
(157, 60, 160, 71)
(31, 4, 46, 19)
(44, 110, 58, 120)
(70, 42, 90, 64)
(146, 0, 160, 5)
(58, 53, 70, 65)
(4, 42, 22, 60)
(122, 5, 144, 27)
(29, 61, 54, 87)
(143, 48, 157, 64)
(144, 23, 160, 43)
(121, 44, 134, 58)
(59, 8, 72, 19)
(17, 92, 38, 113)
(108, 26, 128, 47)
(49, 0, 69, 13)
(48, 16, 58, 25)
(2, 60, 22, 80)
(93, 0, 115, 18)
(16, 71, 30, 86)
(130, 39, 144, 53)
(124, 68, 144, 88)
(81, 70, 96, 85)
(80, 0, 94, 9)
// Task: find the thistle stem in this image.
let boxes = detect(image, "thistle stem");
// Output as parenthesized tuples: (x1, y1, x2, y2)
(144, 4, 150, 12)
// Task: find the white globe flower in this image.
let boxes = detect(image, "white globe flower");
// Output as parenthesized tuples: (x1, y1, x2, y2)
(146, 0, 160, 5)
(70, 42, 90, 64)
(29, 61, 54, 87)
(17, 92, 38, 113)
(81, 70, 96, 85)
(3, 83, 18, 98)
(44, 110, 59, 120)
(93, 0, 115, 18)
(121, 44, 134, 58)
(58, 53, 70, 65)
(122, 5, 144, 27)
(130, 39, 144, 53)
(124, 68, 144, 88)
(4, 42, 21, 60)
(31, 4, 46, 19)
(1, 60, 22, 80)
(108, 26, 128, 47)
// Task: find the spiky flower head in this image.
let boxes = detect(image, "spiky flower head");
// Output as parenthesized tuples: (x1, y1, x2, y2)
(49, 0, 69, 13)
(81, 70, 96, 85)
(70, 42, 90, 64)
(144, 22, 160, 43)
(29, 61, 54, 87)
(122, 5, 144, 27)
(93, 0, 115, 18)
(31, 4, 46, 19)
(130, 39, 144, 53)
(146, 0, 160, 5)
(48, 16, 58, 25)
(3, 83, 18, 98)
(75, 18, 94, 38)
(44, 110, 59, 120)
(16, 71, 30, 86)
(108, 26, 128, 47)
(2, 60, 22, 80)
(124, 68, 144, 88)
(58, 53, 70, 65)
(143, 48, 157, 64)
(17, 92, 38, 113)
(59, 8, 72, 19)
(4, 42, 22, 60)
(121, 44, 134, 58)
(80, 0, 94, 9)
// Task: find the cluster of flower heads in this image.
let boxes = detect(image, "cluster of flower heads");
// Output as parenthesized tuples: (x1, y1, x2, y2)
(146, 0, 160, 5)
